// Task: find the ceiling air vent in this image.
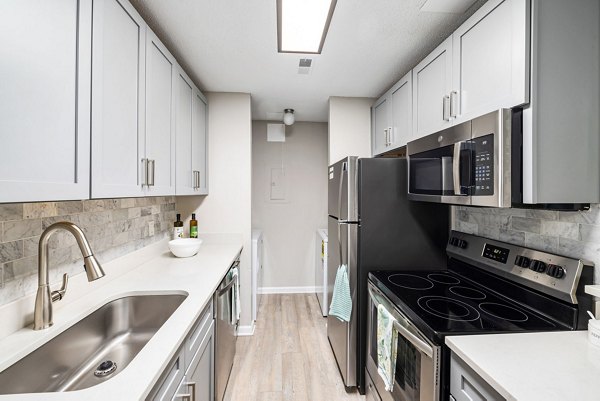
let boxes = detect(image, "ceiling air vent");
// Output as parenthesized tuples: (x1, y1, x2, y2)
(298, 58, 313, 75)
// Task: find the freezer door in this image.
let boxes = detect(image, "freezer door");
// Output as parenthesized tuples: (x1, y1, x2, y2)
(328, 157, 358, 221)
(327, 217, 358, 387)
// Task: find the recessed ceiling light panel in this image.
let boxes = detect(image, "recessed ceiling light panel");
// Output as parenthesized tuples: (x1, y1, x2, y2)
(277, 0, 337, 54)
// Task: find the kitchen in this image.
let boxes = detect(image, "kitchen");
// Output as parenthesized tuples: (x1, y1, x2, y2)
(0, 0, 599, 400)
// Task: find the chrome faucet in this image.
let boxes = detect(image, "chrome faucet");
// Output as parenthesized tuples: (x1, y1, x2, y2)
(33, 222, 105, 330)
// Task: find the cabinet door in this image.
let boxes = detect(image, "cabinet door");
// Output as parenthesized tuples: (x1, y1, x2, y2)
(175, 67, 194, 196)
(192, 90, 208, 195)
(91, 0, 146, 198)
(452, 0, 529, 123)
(412, 37, 453, 139)
(450, 353, 505, 401)
(389, 71, 412, 147)
(187, 322, 214, 401)
(0, 0, 91, 203)
(145, 29, 176, 196)
(371, 95, 390, 156)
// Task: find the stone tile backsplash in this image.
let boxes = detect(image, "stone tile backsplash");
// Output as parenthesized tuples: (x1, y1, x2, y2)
(454, 205, 600, 283)
(0, 197, 176, 306)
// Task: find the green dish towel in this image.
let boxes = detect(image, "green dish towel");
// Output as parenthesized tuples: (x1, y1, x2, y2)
(329, 264, 352, 322)
(377, 303, 398, 392)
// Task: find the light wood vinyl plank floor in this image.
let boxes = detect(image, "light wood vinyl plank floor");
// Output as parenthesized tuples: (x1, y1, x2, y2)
(223, 294, 366, 401)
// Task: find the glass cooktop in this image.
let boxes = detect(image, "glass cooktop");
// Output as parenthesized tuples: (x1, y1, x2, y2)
(369, 270, 565, 342)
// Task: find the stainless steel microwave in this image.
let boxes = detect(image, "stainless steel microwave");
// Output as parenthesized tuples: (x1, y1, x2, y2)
(407, 109, 513, 208)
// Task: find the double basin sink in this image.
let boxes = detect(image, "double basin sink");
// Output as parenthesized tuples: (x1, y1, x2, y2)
(0, 293, 187, 395)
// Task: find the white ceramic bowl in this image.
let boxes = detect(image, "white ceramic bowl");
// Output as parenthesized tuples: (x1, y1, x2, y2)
(168, 238, 203, 258)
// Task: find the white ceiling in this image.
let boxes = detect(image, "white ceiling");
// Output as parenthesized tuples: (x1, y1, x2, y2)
(130, 0, 484, 123)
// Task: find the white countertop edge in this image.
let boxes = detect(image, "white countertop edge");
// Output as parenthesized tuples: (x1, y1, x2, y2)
(446, 331, 600, 401)
(446, 336, 517, 401)
(0, 233, 243, 400)
(585, 285, 600, 298)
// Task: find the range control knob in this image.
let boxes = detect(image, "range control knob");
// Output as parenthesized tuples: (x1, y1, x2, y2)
(515, 255, 531, 268)
(547, 264, 565, 279)
(529, 260, 547, 273)
(449, 237, 459, 246)
(458, 239, 468, 249)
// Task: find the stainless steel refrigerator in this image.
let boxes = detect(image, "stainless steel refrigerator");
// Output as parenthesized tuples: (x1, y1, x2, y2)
(327, 156, 449, 393)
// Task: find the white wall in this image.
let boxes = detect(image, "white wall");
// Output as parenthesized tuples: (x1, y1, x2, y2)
(251, 121, 328, 291)
(328, 96, 374, 164)
(177, 92, 253, 329)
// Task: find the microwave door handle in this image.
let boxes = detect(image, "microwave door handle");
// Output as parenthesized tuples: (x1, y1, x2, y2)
(453, 142, 463, 195)
(368, 287, 434, 358)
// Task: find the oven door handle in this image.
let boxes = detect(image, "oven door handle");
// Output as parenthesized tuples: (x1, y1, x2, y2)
(368, 287, 433, 358)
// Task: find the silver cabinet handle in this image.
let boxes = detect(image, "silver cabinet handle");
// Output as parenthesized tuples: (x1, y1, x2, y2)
(443, 95, 451, 121)
(147, 159, 155, 186)
(388, 127, 393, 146)
(383, 128, 387, 147)
(195, 171, 199, 189)
(141, 158, 148, 187)
(185, 382, 196, 401)
(450, 90, 458, 118)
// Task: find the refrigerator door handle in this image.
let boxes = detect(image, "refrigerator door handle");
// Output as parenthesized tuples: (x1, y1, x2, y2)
(337, 162, 347, 266)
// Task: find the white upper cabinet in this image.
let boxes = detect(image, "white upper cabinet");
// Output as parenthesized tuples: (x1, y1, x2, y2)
(145, 29, 176, 196)
(371, 96, 391, 156)
(175, 68, 208, 196)
(175, 68, 194, 195)
(371, 71, 413, 156)
(452, 0, 529, 124)
(412, 37, 453, 139)
(192, 90, 208, 195)
(91, 0, 146, 198)
(0, 0, 92, 203)
(390, 72, 413, 147)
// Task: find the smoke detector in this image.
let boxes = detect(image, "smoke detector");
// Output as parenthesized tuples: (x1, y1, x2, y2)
(298, 58, 313, 75)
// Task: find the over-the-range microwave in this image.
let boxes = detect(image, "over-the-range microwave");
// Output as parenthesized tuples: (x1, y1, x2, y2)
(406, 108, 587, 210)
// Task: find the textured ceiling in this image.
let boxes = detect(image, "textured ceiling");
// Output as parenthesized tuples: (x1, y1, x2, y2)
(130, 0, 484, 122)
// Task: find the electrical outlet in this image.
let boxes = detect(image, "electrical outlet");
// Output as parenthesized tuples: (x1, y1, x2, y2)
(148, 221, 155, 236)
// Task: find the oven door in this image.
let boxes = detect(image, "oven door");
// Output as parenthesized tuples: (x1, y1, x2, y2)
(366, 283, 441, 401)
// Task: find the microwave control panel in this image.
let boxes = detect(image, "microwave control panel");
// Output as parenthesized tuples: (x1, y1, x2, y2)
(473, 134, 494, 195)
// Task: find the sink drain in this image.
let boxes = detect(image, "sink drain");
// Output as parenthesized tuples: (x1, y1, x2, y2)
(94, 360, 117, 377)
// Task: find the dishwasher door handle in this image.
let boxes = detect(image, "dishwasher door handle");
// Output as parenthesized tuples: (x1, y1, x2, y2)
(217, 275, 237, 297)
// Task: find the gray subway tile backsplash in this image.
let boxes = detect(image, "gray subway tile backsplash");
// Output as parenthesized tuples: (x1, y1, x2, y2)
(454, 205, 600, 283)
(0, 197, 176, 306)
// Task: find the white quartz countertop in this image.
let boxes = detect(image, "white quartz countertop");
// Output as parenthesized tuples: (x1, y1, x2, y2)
(446, 331, 600, 401)
(0, 233, 243, 400)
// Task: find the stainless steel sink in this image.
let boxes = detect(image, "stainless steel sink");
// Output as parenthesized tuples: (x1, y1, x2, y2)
(0, 294, 187, 394)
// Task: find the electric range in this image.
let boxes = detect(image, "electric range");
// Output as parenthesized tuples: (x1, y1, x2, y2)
(365, 230, 594, 401)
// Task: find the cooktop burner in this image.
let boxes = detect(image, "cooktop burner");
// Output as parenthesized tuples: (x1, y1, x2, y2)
(417, 296, 480, 322)
(427, 273, 460, 285)
(387, 274, 434, 290)
(370, 270, 561, 338)
(449, 286, 486, 300)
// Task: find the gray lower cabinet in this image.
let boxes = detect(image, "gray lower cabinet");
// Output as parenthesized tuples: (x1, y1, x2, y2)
(148, 301, 214, 401)
(450, 352, 505, 401)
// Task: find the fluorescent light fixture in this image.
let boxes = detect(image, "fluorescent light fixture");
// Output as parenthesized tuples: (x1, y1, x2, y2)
(277, 0, 337, 54)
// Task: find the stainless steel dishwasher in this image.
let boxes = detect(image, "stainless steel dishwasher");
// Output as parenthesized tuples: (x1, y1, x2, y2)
(214, 259, 239, 401)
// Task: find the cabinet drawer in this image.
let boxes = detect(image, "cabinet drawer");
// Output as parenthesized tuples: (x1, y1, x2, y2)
(450, 352, 505, 401)
(185, 301, 213, 368)
(148, 348, 185, 401)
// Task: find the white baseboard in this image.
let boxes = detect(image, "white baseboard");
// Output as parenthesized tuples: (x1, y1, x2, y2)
(237, 323, 255, 336)
(258, 286, 317, 294)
